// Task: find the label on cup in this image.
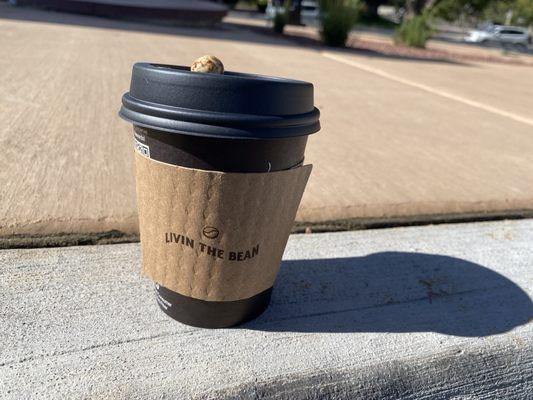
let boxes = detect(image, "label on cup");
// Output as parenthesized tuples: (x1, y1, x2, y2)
(134, 137, 150, 158)
(134, 152, 312, 302)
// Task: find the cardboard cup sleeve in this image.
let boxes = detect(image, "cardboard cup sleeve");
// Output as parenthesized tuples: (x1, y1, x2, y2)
(135, 152, 312, 302)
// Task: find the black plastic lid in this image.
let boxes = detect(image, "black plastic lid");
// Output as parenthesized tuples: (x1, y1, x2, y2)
(119, 63, 320, 139)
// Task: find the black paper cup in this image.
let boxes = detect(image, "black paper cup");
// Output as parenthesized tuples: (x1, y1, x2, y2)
(120, 63, 320, 328)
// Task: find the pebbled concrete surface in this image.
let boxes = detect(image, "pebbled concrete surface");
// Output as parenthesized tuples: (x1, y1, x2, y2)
(1, 220, 532, 399)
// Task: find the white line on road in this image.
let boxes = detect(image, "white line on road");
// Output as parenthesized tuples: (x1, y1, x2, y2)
(322, 51, 533, 128)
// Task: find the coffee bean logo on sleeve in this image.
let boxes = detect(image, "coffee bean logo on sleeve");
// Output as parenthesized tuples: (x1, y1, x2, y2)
(202, 226, 219, 239)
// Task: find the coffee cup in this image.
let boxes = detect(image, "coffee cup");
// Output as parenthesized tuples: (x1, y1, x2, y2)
(120, 63, 320, 328)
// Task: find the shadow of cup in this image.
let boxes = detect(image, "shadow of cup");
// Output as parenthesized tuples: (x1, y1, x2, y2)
(245, 252, 532, 336)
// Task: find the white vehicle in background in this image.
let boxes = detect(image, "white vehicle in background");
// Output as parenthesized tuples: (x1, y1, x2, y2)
(465, 24, 531, 48)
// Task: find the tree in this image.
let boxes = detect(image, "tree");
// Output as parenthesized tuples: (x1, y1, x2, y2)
(483, 0, 533, 26)
(514, 0, 533, 25)
(394, 0, 493, 19)
(429, 0, 493, 20)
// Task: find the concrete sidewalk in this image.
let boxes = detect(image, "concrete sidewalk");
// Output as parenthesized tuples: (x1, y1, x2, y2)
(1, 220, 531, 399)
(2, 4, 533, 238)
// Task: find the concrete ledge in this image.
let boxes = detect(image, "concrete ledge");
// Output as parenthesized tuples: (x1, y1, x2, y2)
(1, 220, 532, 399)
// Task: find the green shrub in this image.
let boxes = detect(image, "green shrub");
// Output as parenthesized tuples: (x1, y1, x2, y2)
(273, 3, 288, 34)
(319, 0, 360, 47)
(257, 0, 268, 13)
(394, 16, 433, 48)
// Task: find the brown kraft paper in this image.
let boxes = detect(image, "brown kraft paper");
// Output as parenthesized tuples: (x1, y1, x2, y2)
(134, 152, 313, 302)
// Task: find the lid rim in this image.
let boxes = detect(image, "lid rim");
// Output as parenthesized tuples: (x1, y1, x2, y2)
(121, 93, 320, 129)
(119, 107, 321, 139)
